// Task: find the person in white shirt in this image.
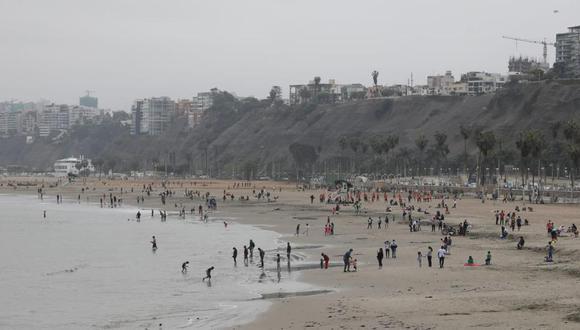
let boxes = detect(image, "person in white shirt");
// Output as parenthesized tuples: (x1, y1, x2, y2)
(437, 246, 447, 268)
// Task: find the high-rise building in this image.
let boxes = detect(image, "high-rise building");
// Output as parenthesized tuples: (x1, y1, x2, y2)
(193, 91, 216, 112)
(555, 25, 580, 78)
(130, 100, 144, 135)
(79, 94, 98, 108)
(37, 104, 70, 137)
(130, 97, 175, 136)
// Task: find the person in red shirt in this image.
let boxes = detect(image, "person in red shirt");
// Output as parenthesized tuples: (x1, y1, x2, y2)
(321, 253, 330, 269)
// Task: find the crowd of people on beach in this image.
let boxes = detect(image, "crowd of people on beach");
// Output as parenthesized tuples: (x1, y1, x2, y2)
(31, 177, 580, 292)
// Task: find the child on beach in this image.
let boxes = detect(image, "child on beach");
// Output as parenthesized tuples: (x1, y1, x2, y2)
(417, 251, 423, 267)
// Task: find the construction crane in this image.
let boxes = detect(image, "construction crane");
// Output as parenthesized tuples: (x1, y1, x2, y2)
(502, 35, 555, 65)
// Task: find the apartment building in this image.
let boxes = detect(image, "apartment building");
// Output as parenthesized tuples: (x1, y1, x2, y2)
(555, 25, 580, 78)
(130, 97, 175, 136)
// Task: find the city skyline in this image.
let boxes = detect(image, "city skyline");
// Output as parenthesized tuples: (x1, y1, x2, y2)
(1, 0, 578, 110)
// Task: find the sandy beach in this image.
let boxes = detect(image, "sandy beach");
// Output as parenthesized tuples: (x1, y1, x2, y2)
(2, 176, 580, 329)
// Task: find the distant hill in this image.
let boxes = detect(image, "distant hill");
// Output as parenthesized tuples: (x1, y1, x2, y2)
(1, 80, 580, 179)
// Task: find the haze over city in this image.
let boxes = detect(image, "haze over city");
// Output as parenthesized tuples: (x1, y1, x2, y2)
(1, 0, 578, 109)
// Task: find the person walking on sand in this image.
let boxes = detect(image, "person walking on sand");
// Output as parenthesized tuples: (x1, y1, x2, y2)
(243, 245, 249, 265)
(202, 266, 214, 281)
(377, 248, 384, 269)
(437, 246, 446, 268)
(182, 261, 189, 273)
(151, 236, 157, 249)
(384, 240, 390, 258)
(343, 249, 353, 272)
(390, 240, 398, 258)
(426, 246, 433, 267)
(417, 251, 423, 267)
(367, 217, 373, 229)
(232, 247, 238, 266)
(546, 241, 554, 262)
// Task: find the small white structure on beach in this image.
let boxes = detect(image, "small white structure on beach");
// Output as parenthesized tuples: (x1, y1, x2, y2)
(53, 156, 95, 177)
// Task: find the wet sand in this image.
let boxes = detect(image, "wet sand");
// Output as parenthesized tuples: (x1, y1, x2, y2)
(2, 176, 580, 329)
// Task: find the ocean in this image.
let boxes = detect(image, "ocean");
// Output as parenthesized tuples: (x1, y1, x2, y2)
(0, 194, 314, 329)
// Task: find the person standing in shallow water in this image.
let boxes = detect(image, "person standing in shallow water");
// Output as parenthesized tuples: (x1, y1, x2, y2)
(249, 240, 255, 258)
(151, 236, 157, 249)
(258, 248, 265, 268)
(202, 266, 214, 281)
(243, 245, 249, 265)
(182, 261, 189, 273)
(232, 247, 238, 266)
(286, 242, 291, 260)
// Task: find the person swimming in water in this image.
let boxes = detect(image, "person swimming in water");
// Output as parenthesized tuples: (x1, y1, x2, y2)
(182, 261, 189, 272)
(151, 236, 157, 249)
(202, 266, 214, 281)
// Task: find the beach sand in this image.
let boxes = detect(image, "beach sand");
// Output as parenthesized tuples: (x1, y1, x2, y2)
(2, 176, 580, 329)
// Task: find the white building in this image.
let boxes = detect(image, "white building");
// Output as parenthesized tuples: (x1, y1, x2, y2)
(69, 105, 102, 127)
(462, 72, 507, 96)
(53, 156, 95, 177)
(193, 90, 216, 112)
(38, 104, 70, 137)
(427, 71, 455, 95)
(555, 25, 580, 78)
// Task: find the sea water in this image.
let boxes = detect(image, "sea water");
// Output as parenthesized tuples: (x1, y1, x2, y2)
(0, 194, 315, 329)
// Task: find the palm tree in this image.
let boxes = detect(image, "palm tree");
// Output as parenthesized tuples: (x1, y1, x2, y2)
(459, 124, 471, 172)
(381, 134, 399, 174)
(349, 136, 362, 173)
(515, 131, 532, 186)
(397, 147, 412, 177)
(475, 131, 496, 185)
(415, 135, 428, 176)
(338, 135, 349, 151)
(563, 119, 580, 188)
(433, 131, 449, 172)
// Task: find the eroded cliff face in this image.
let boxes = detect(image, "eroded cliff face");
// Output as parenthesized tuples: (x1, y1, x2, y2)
(1, 80, 579, 175)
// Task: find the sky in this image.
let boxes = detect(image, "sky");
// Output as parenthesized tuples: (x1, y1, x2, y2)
(1, 0, 578, 110)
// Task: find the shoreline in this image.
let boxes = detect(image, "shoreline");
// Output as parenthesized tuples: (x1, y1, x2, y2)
(0, 179, 332, 329)
(2, 177, 580, 329)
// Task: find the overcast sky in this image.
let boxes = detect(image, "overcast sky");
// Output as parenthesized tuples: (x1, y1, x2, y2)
(1, 0, 578, 110)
